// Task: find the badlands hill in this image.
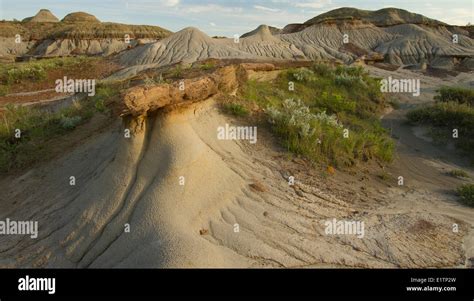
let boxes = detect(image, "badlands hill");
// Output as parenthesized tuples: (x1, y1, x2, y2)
(118, 7, 473, 74)
(241, 25, 282, 38)
(305, 7, 446, 27)
(61, 12, 101, 23)
(0, 9, 171, 61)
(22, 9, 59, 23)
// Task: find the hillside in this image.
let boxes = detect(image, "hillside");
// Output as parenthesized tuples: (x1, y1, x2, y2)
(0, 9, 172, 60)
(117, 8, 473, 74)
(304, 7, 446, 27)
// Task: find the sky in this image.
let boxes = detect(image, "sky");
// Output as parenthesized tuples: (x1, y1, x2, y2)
(0, 0, 473, 36)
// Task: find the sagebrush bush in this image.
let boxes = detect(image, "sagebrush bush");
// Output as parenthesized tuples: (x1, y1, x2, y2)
(291, 68, 316, 82)
(265, 98, 392, 166)
(59, 115, 82, 129)
(239, 63, 393, 167)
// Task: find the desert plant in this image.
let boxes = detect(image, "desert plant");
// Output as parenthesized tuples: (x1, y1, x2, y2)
(290, 68, 316, 82)
(59, 115, 82, 129)
(240, 63, 393, 167)
(457, 184, 474, 206)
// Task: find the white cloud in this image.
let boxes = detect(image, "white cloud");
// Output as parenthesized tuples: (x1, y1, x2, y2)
(161, 0, 180, 7)
(294, 0, 332, 9)
(210, 22, 216, 27)
(253, 5, 281, 13)
(182, 4, 243, 14)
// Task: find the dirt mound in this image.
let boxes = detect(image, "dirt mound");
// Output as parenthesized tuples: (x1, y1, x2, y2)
(62, 12, 101, 23)
(241, 25, 281, 38)
(119, 27, 258, 67)
(223, 25, 305, 60)
(24, 9, 59, 23)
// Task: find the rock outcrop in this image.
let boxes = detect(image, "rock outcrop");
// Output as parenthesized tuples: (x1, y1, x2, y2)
(123, 64, 249, 115)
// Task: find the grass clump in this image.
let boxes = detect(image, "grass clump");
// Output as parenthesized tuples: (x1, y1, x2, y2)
(447, 169, 470, 179)
(434, 86, 474, 105)
(0, 82, 118, 173)
(0, 103, 89, 172)
(407, 86, 474, 161)
(239, 63, 394, 167)
(90, 84, 119, 113)
(0, 56, 92, 86)
(0, 85, 9, 96)
(198, 62, 216, 71)
(222, 103, 249, 117)
(456, 184, 474, 207)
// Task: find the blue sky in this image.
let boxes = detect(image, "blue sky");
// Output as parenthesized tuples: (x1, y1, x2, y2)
(1, 0, 472, 36)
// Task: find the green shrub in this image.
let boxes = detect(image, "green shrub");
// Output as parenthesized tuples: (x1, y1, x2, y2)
(198, 62, 215, 70)
(1, 102, 93, 173)
(265, 98, 393, 166)
(222, 103, 249, 116)
(6, 65, 46, 84)
(434, 87, 474, 105)
(59, 115, 82, 129)
(447, 169, 470, 178)
(0, 85, 8, 96)
(239, 63, 393, 167)
(90, 85, 117, 113)
(457, 184, 474, 206)
(407, 101, 474, 160)
(0, 56, 92, 85)
(290, 68, 316, 82)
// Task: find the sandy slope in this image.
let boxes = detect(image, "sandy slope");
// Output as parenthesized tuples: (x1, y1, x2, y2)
(1, 86, 472, 267)
(372, 66, 474, 267)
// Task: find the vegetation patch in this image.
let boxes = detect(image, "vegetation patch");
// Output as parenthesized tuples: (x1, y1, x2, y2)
(447, 169, 470, 179)
(457, 184, 474, 207)
(221, 103, 249, 117)
(0, 83, 119, 173)
(434, 86, 474, 105)
(239, 63, 394, 167)
(407, 86, 474, 162)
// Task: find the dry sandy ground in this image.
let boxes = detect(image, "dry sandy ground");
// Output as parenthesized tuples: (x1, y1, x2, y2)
(0, 66, 473, 267)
